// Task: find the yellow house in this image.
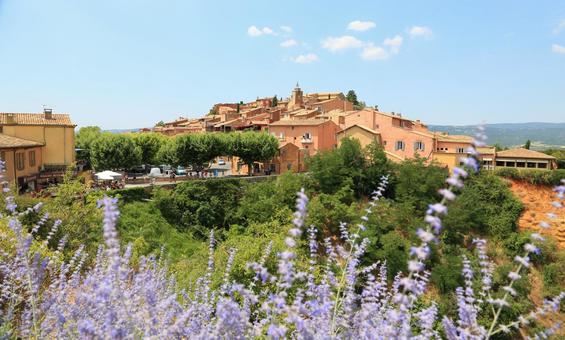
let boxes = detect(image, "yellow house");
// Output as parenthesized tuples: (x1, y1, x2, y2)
(0, 134, 44, 190)
(336, 124, 381, 148)
(0, 109, 76, 190)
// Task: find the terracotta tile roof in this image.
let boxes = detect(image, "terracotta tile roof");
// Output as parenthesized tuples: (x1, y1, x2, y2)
(477, 146, 496, 155)
(436, 134, 474, 143)
(338, 124, 380, 136)
(0, 134, 44, 148)
(0, 113, 75, 126)
(269, 119, 329, 126)
(496, 148, 556, 160)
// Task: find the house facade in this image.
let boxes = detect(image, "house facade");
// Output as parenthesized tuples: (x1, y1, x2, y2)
(0, 109, 76, 190)
(493, 148, 557, 170)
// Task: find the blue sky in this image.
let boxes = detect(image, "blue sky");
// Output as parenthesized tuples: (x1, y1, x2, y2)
(0, 0, 564, 129)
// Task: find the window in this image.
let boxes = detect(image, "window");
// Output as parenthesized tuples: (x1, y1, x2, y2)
(16, 152, 25, 170)
(516, 162, 525, 168)
(506, 161, 515, 167)
(0, 151, 4, 161)
(414, 141, 425, 151)
(383, 141, 387, 146)
(527, 162, 536, 168)
(303, 132, 312, 140)
(279, 132, 285, 139)
(538, 163, 547, 169)
(29, 150, 36, 167)
(496, 161, 505, 167)
(457, 147, 465, 153)
(395, 140, 405, 151)
(0, 126, 3, 133)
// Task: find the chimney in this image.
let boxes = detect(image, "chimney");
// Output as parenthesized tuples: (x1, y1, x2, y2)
(6, 113, 16, 125)
(44, 108, 53, 119)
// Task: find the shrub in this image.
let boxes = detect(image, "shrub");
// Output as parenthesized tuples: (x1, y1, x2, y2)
(495, 168, 565, 186)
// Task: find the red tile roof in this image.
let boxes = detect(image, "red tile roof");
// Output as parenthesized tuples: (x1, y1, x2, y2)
(0, 113, 75, 126)
(269, 119, 329, 126)
(496, 148, 556, 160)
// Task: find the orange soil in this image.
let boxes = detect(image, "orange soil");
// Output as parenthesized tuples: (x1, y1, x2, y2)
(509, 180, 565, 248)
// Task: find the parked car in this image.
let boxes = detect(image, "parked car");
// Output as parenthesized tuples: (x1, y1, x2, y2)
(176, 166, 187, 176)
(218, 159, 226, 165)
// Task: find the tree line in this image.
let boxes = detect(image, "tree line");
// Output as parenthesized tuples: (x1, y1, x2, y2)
(76, 127, 279, 174)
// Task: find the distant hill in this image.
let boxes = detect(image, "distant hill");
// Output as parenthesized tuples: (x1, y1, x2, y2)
(104, 128, 141, 134)
(429, 122, 565, 150)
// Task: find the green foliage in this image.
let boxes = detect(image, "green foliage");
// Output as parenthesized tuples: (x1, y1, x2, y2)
(45, 171, 103, 256)
(90, 133, 142, 170)
(306, 187, 358, 236)
(524, 140, 531, 150)
(106, 187, 150, 203)
(116, 202, 203, 262)
(152, 179, 244, 235)
(132, 133, 166, 165)
(75, 126, 103, 163)
(494, 167, 565, 186)
(374, 231, 409, 281)
(542, 149, 565, 168)
(430, 254, 463, 294)
(230, 131, 279, 175)
(271, 95, 278, 107)
(394, 157, 447, 213)
(307, 138, 391, 197)
(444, 173, 522, 241)
(156, 137, 179, 166)
(346, 90, 359, 106)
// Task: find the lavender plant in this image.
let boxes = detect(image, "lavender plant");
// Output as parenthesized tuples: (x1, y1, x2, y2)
(0, 128, 564, 339)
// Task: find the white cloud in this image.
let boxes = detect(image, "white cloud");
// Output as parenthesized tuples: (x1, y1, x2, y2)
(361, 43, 389, 60)
(280, 39, 298, 48)
(322, 35, 363, 52)
(280, 25, 293, 33)
(383, 35, 403, 54)
(347, 20, 376, 32)
(408, 26, 433, 38)
(552, 44, 565, 54)
(554, 20, 565, 34)
(290, 53, 319, 64)
(247, 25, 275, 37)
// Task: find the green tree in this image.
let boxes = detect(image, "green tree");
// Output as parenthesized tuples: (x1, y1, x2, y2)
(271, 95, 278, 107)
(155, 120, 165, 127)
(394, 157, 448, 213)
(156, 137, 179, 166)
(362, 141, 393, 196)
(231, 132, 278, 176)
(307, 137, 366, 195)
(524, 139, 531, 149)
(90, 133, 142, 170)
(346, 90, 359, 106)
(75, 126, 103, 164)
(132, 133, 166, 165)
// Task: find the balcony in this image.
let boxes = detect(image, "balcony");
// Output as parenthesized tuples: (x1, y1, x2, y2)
(301, 138, 313, 144)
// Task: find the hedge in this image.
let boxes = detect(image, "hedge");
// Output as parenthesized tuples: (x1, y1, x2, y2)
(494, 168, 565, 186)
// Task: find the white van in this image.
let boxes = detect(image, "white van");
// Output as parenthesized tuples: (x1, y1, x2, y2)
(148, 167, 162, 177)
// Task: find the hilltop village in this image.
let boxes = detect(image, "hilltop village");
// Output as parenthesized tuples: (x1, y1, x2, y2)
(140, 84, 557, 175)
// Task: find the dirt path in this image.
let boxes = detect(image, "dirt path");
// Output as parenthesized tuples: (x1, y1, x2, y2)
(508, 180, 565, 248)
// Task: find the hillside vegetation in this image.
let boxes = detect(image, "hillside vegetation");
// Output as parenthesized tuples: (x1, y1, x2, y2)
(2, 138, 564, 338)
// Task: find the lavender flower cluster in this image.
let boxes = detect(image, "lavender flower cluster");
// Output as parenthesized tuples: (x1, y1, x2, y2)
(0, 130, 564, 339)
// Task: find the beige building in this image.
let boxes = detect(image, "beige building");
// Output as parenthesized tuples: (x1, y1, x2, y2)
(0, 109, 76, 190)
(494, 148, 557, 170)
(337, 124, 381, 148)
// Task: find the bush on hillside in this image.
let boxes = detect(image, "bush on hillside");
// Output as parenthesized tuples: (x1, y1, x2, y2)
(495, 167, 565, 186)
